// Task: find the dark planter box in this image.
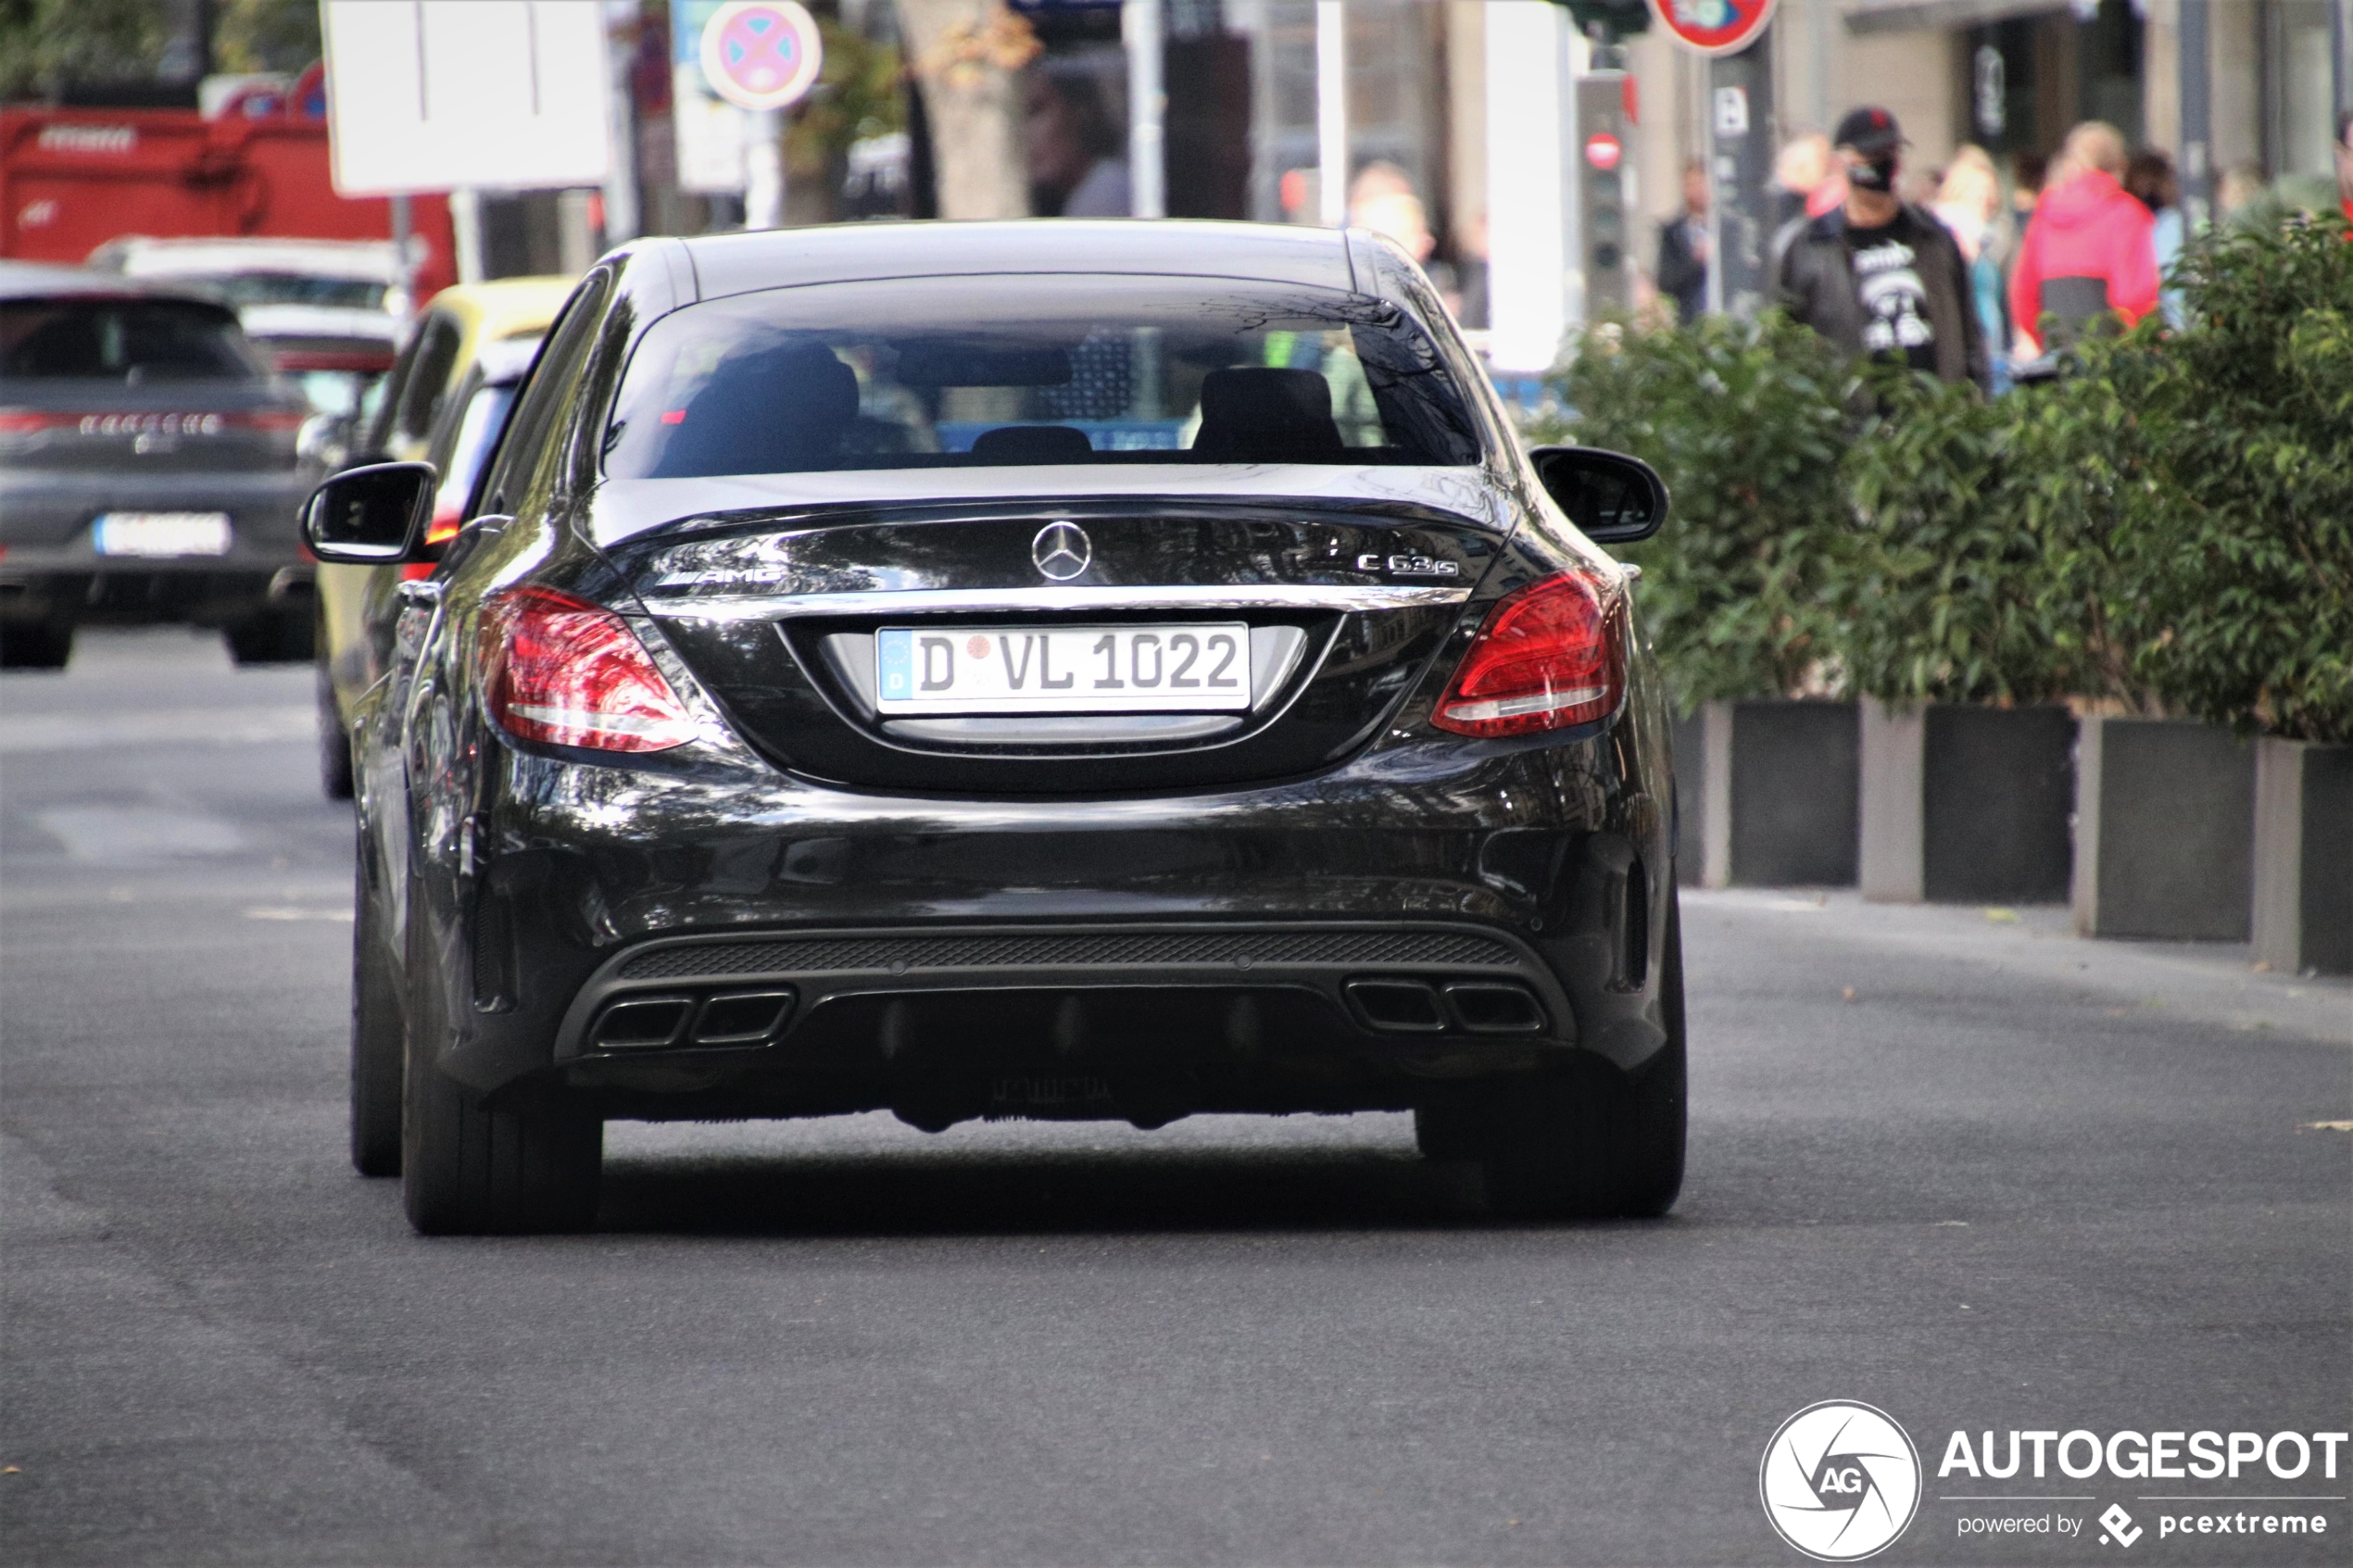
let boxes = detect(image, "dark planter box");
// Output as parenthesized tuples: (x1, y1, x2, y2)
(2073, 716, 2255, 940)
(1673, 700, 1858, 887)
(2252, 738, 2352, 975)
(1860, 702, 2075, 903)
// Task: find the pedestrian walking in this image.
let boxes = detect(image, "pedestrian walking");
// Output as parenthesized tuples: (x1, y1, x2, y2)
(2123, 147, 2186, 328)
(1771, 107, 1988, 391)
(1932, 145, 2012, 389)
(1656, 159, 1712, 324)
(2228, 109, 2353, 233)
(2007, 121, 2158, 354)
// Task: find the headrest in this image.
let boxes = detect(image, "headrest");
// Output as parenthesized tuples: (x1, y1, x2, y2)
(1191, 367, 1346, 460)
(649, 339, 859, 477)
(969, 424, 1096, 463)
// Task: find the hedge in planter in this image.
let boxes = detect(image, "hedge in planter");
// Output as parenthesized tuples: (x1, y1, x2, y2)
(1534, 313, 1856, 707)
(2124, 220, 2353, 964)
(1837, 365, 2104, 903)
(2113, 218, 2353, 746)
(1537, 318, 1861, 886)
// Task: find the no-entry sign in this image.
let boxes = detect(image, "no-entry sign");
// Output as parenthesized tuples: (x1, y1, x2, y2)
(698, 0, 824, 112)
(1647, 0, 1777, 56)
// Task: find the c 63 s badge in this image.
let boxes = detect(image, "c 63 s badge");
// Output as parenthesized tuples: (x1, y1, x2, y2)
(1761, 1401, 1923, 1562)
(1356, 552, 1459, 577)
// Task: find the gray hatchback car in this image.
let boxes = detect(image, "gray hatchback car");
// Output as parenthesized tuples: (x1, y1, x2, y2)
(0, 261, 312, 668)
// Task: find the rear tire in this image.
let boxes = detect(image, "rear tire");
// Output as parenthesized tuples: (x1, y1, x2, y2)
(318, 660, 355, 800)
(349, 854, 403, 1176)
(400, 934, 601, 1234)
(0, 618, 74, 670)
(1430, 893, 1687, 1220)
(225, 606, 313, 665)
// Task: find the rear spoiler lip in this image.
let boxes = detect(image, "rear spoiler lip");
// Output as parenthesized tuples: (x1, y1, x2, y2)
(636, 581, 1475, 623)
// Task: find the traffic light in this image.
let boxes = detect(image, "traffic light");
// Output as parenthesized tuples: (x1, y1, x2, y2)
(1575, 72, 1632, 318)
(1552, 0, 1652, 40)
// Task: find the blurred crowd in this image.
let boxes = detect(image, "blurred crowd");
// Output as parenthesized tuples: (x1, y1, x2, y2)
(1648, 104, 2353, 394)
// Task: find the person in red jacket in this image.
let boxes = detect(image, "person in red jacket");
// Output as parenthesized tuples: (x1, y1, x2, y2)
(2008, 121, 2160, 354)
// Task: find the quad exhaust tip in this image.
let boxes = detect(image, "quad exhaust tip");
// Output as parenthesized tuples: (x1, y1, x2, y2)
(1343, 977, 1546, 1035)
(592, 988, 797, 1051)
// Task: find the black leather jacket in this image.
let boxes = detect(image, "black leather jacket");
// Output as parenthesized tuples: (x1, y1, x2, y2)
(1772, 204, 1989, 393)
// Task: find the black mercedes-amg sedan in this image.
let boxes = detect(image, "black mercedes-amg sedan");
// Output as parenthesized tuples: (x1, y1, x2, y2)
(305, 221, 1682, 1235)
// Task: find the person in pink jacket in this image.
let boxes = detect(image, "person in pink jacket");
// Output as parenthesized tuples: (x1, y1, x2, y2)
(2008, 121, 2160, 354)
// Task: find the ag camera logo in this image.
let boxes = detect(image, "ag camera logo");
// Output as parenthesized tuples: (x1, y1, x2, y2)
(1761, 1401, 1923, 1562)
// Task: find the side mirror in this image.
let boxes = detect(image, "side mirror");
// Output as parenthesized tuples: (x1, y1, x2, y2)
(1528, 445, 1669, 546)
(302, 461, 436, 564)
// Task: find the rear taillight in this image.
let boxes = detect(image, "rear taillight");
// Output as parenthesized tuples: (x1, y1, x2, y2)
(1430, 571, 1626, 738)
(480, 586, 696, 753)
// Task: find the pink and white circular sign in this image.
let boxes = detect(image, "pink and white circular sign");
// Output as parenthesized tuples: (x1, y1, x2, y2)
(699, 1, 824, 112)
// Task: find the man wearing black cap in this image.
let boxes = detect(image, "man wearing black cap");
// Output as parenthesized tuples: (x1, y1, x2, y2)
(1774, 107, 1988, 391)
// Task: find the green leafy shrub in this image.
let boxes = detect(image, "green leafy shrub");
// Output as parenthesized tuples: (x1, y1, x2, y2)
(1532, 314, 1856, 708)
(1836, 369, 2060, 704)
(1836, 344, 2170, 709)
(1532, 220, 2351, 741)
(2110, 220, 2353, 743)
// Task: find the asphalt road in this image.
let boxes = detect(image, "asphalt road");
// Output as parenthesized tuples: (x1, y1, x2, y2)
(4, 629, 2347, 1568)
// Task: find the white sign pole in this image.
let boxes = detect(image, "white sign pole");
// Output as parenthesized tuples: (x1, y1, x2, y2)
(745, 107, 785, 230)
(1315, 1, 1348, 228)
(1485, 2, 1570, 372)
(449, 190, 484, 284)
(1124, 0, 1166, 220)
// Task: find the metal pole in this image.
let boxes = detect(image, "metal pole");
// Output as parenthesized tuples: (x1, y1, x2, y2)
(602, 0, 642, 243)
(1708, 29, 1774, 320)
(1703, 56, 1724, 316)
(2180, 0, 2212, 234)
(2334, 0, 2351, 124)
(388, 193, 414, 314)
(745, 107, 784, 230)
(449, 189, 484, 283)
(1125, 0, 1166, 219)
(1316, 0, 1348, 227)
(1809, 0, 1830, 132)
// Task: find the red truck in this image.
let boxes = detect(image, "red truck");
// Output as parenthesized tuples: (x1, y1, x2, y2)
(1, 83, 454, 295)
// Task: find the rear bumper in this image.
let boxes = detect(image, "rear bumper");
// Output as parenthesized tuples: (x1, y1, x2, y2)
(0, 567, 310, 625)
(0, 470, 309, 621)
(410, 716, 1678, 1117)
(0, 470, 308, 571)
(547, 920, 1580, 1126)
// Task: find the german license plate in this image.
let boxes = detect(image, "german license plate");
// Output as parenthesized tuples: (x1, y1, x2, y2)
(93, 512, 233, 558)
(875, 624, 1252, 715)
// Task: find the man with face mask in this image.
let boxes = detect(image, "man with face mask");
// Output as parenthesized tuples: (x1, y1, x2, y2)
(1772, 107, 1988, 391)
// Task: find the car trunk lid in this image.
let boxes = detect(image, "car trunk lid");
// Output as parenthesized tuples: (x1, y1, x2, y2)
(605, 495, 1508, 796)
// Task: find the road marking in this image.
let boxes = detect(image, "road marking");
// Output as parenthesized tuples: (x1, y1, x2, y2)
(34, 807, 243, 860)
(244, 907, 353, 922)
(0, 707, 311, 754)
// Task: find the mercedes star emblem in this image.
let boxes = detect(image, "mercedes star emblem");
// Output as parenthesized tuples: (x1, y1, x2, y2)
(1031, 521, 1092, 582)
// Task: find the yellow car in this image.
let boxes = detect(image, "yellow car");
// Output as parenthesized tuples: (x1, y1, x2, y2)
(314, 277, 573, 797)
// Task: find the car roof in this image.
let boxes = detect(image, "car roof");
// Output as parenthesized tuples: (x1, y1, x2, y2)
(0, 258, 235, 306)
(419, 276, 574, 346)
(674, 220, 1359, 303)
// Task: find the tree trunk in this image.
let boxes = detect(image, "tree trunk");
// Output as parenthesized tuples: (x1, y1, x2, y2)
(897, 0, 1035, 220)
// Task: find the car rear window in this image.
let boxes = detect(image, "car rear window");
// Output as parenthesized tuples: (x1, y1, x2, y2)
(601, 274, 1485, 478)
(0, 298, 262, 382)
(191, 273, 389, 311)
